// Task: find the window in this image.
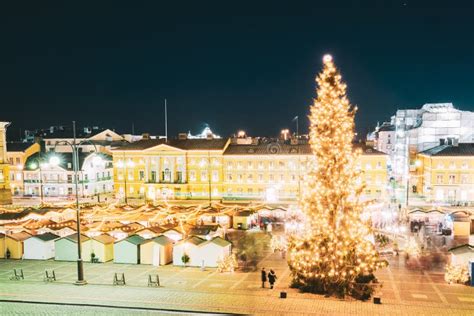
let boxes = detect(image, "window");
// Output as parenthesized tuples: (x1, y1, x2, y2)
(15, 157, 20, 165)
(67, 175, 73, 183)
(189, 171, 196, 182)
(238, 174, 243, 182)
(258, 174, 263, 182)
(162, 168, 171, 182)
(461, 174, 469, 184)
(462, 161, 468, 169)
(247, 174, 253, 182)
(139, 170, 145, 181)
(291, 174, 296, 182)
(248, 188, 253, 195)
(227, 173, 232, 181)
(151, 171, 157, 182)
(227, 162, 233, 169)
(212, 170, 219, 182)
(280, 174, 284, 182)
(68, 187, 73, 195)
(449, 161, 456, 169)
(376, 161, 382, 169)
(128, 170, 133, 180)
(247, 161, 252, 169)
(269, 174, 274, 182)
(279, 161, 285, 169)
(448, 175, 456, 184)
(269, 161, 274, 170)
(436, 174, 443, 184)
(258, 162, 264, 169)
(129, 186, 134, 193)
(201, 171, 208, 182)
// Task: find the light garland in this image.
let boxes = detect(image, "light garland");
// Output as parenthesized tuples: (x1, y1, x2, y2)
(287, 55, 386, 298)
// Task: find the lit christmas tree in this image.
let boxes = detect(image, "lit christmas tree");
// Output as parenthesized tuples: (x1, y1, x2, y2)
(287, 54, 386, 299)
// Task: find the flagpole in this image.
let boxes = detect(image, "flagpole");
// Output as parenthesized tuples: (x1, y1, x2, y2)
(165, 98, 168, 141)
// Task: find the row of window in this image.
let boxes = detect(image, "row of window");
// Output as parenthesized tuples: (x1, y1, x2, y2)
(435, 174, 472, 184)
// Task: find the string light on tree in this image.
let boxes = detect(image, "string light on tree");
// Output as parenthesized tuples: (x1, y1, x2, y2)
(287, 54, 387, 299)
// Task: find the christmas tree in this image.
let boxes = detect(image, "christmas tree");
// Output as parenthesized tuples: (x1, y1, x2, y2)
(287, 55, 386, 299)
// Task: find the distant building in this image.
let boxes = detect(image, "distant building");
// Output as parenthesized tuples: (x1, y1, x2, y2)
(0, 122, 12, 204)
(416, 143, 474, 204)
(23, 151, 113, 198)
(6, 142, 40, 195)
(111, 132, 388, 203)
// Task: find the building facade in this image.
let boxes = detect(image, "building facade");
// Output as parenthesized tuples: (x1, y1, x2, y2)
(416, 143, 474, 204)
(6, 142, 40, 195)
(23, 152, 113, 198)
(111, 135, 388, 203)
(0, 122, 12, 204)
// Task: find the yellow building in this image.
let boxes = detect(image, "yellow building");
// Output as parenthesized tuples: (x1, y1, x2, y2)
(6, 142, 40, 196)
(111, 137, 229, 201)
(416, 143, 474, 203)
(222, 139, 387, 202)
(0, 122, 12, 204)
(112, 135, 388, 203)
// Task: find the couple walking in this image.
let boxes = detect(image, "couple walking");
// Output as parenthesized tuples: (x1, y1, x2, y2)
(261, 268, 277, 289)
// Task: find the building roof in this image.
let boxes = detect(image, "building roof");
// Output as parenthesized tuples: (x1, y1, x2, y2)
(6, 142, 35, 152)
(352, 143, 386, 155)
(420, 143, 474, 157)
(37, 126, 117, 139)
(63, 233, 90, 243)
(122, 234, 146, 245)
(153, 235, 174, 246)
(224, 141, 312, 155)
(92, 234, 115, 244)
(235, 210, 254, 217)
(0, 207, 63, 221)
(24, 152, 111, 171)
(208, 236, 231, 247)
(180, 236, 205, 246)
(34, 232, 60, 242)
(113, 138, 228, 151)
(7, 231, 32, 241)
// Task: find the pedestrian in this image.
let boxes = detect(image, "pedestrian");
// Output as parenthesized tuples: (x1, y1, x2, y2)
(261, 268, 267, 288)
(268, 269, 277, 289)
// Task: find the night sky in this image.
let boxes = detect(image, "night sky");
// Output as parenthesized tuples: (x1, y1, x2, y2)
(1, 1, 473, 140)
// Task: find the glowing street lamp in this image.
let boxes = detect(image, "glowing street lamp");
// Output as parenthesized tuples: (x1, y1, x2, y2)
(49, 121, 103, 286)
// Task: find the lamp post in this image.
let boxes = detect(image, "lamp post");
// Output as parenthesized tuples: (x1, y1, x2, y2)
(28, 154, 45, 204)
(49, 121, 102, 286)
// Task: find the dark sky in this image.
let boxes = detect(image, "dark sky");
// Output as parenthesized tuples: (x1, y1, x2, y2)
(1, 1, 473, 140)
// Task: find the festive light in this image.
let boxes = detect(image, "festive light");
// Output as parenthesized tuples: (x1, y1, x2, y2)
(287, 55, 386, 298)
(445, 263, 469, 284)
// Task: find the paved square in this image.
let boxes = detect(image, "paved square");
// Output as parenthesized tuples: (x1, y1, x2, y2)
(1, 252, 474, 315)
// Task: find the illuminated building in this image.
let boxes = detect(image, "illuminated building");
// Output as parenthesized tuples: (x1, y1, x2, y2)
(112, 133, 388, 202)
(111, 135, 229, 201)
(6, 142, 40, 196)
(416, 143, 474, 203)
(0, 122, 12, 204)
(23, 152, 113, 198)
(369, 103, 474, 204)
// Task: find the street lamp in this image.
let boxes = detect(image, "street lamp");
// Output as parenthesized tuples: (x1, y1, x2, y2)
(28, 155, 46, 204)
(49, 121, 103, 286)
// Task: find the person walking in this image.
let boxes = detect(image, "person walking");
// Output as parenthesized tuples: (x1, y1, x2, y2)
(261, 268, 267, 288)
(268, 270, 277, 289)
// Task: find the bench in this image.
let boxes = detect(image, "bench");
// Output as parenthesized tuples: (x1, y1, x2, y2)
(44, 269, 56, 282)
(113, 273, 126, 286)
(91, 257, 99, 263)
(148, 274, 160, 287)
(10, 269, 24, 281)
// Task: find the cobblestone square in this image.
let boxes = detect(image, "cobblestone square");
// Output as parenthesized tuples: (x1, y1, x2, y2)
(1, 251, 474, 315)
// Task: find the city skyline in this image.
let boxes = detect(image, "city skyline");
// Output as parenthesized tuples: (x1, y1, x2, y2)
(1, 1, 473, 138)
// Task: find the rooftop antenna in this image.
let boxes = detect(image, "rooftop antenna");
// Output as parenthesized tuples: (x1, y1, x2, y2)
(165, 98, 168, 141)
